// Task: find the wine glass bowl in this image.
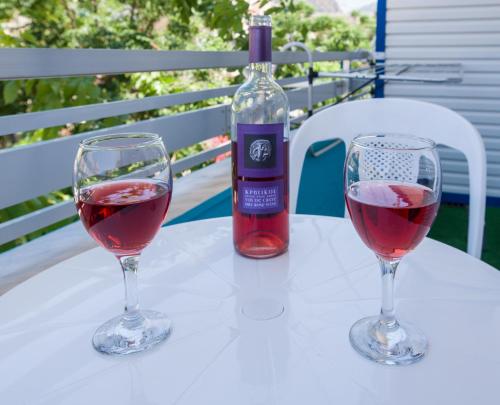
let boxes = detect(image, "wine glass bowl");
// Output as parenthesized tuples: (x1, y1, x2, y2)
(77, 179, 171, 256)
(345, 134, 441, 365)
(74, 133, 173, 355)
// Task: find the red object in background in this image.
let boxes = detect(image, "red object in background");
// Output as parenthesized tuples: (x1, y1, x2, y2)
(77, 180, 171, 256)
(346, 181, 439, 260)
(204, 135, 231, 162)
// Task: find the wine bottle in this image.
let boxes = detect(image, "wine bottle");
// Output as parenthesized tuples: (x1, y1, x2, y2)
(231, 14, 290, 259)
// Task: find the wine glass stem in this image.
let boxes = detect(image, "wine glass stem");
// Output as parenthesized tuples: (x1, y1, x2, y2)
(378, 257, 400, 327)
(119, 255, 140, 320)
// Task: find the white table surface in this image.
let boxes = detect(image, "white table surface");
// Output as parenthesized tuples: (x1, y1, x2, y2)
(1, 215, 499, 405)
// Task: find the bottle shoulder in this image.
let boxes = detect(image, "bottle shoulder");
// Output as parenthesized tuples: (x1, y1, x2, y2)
(233, 76, 289, 106)
(231, 73, 289, 133)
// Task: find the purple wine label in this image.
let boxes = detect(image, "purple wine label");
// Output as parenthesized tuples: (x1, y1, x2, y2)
(236, 123, 285, 215)
(238, 179, 283, 215)
(249, 26, 272, 63)
(237, 123, 284, 178)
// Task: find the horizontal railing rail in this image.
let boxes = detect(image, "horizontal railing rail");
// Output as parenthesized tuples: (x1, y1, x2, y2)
(0, 49, 370, 79)
(0, 49, 371, 245)
(0, 76, 306, 137)
(0, 80, 347, 208)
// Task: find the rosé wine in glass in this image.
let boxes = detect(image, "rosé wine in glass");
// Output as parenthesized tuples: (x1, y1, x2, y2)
(346, 181, 439, 261)
(77, 179, 171, 256)
(74, 133, 173, 355)
(344, 134, 441, 366)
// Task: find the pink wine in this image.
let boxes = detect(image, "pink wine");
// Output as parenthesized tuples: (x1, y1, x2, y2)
(232, 141, 289, 258)
(346, 181, 439, 260)
(77, 179, 171, 256)
(231, 15, 290, 259)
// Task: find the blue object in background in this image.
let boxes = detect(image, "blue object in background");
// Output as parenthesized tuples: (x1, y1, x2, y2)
(166, 187, 232, 226)
(296, 141, 345, 217)
(165, 141, 346, 226)
(374, 0, 386, 98)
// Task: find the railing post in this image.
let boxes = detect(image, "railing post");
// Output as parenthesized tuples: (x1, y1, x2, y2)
(375, 0, 387, 98)
(343, 59, 352, 93)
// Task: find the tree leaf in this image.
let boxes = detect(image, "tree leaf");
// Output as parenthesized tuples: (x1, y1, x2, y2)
(3, 81, 18, 104)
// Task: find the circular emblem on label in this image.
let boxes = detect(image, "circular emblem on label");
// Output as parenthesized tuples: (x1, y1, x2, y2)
(249, 139, 272, 162)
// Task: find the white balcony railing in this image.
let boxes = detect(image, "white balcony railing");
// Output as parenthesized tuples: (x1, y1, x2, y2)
(0, 48, 371, 247)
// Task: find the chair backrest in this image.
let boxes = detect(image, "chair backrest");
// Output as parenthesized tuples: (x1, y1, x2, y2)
(290, 98, 487, 258)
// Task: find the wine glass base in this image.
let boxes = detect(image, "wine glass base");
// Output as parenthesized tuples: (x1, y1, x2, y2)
(241, 299, 285, 321)
(92, 310, 172, 355)
(349, 316, 427, 366)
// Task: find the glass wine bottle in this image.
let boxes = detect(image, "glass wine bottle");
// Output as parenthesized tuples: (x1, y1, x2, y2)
(231, 14, 290, 259)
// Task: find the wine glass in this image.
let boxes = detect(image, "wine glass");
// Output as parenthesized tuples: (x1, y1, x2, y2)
(74, 133, 173, 355)
(344, 133, 441, 365)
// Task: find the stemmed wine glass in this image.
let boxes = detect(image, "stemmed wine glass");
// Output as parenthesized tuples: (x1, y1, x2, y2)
(344, 134, 441, 365)
(74, 133, 173, 355)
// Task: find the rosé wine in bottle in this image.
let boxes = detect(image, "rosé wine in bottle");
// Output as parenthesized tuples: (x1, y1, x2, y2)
(231, 15, 290, 259)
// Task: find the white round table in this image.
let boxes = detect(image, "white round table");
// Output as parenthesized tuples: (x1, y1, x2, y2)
(0, 215, 499, 405)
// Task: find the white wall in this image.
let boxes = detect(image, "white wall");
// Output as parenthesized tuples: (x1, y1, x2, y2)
(385, 0, 500, 197)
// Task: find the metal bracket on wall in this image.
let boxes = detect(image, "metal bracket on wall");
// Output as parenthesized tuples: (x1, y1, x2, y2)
(318, 63, 463, 84)
(308, 62, 463, 158)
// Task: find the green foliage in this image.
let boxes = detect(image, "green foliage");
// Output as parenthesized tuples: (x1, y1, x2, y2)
(0, 0, 374, 250)
(3, 81, 18, 104)
(271, 3, 374, 78)
(0, 1, 374, 141)
(200, 0, 249, 41)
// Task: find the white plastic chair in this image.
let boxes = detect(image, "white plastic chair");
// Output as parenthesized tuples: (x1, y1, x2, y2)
(290, 98, 487, 258)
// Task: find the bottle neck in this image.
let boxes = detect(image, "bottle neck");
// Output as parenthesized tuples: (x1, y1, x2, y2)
(249, 25, 272, 65)
(248, 62, 272, 77)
